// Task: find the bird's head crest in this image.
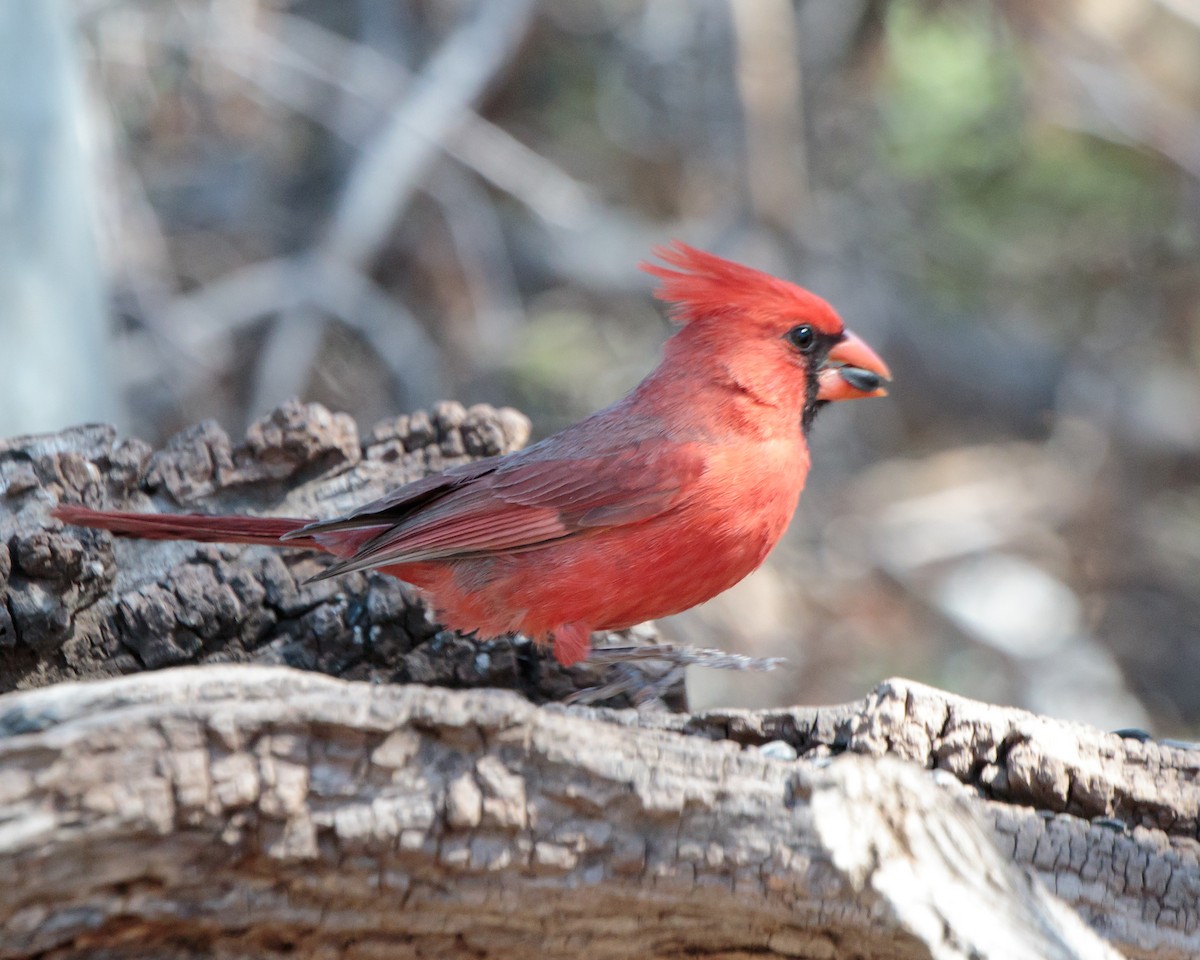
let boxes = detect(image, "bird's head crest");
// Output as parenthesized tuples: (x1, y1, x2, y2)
(641, 241, 844, 336)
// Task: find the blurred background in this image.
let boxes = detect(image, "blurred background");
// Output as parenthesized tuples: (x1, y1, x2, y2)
(3, 0, 1199, 733)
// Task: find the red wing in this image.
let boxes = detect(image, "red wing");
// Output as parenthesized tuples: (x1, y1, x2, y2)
(309, 440, 706, 578)
(284, 456, 503, 538)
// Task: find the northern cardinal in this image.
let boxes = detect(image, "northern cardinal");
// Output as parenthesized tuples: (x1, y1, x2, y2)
(55, 243, 890, 665)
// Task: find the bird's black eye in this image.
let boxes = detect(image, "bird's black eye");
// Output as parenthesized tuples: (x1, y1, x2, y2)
(785, 324, 816, 353)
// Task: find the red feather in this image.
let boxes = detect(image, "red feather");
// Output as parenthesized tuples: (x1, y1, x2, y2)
(641, 240, 844, 336)
(308, 438, 707, 577)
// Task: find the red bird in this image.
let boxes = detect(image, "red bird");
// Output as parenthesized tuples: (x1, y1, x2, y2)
(55, 243, 890, 665)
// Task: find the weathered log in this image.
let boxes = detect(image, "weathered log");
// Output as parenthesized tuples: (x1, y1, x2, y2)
(4, 668, 1198, 959)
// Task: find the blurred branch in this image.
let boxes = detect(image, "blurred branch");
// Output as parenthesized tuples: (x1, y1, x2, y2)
(729, 0, 808, 231)
(321, 0, 539, 269)
(248, 306, 327, 421)
(1053, 55, 1200, 180)
(106, 0, 654, 382)
(220, 10, 601, 227)
(157, 254, 442, 405)
(426, 165, 524, 361)
(1154, 0, 1200, 31)
(449, 117, 600, 229)
(1020, 6, 1200, 180)
(131, 0, 609, 417)
(0, 0, 118, 435)
(308, 255, 442, 403)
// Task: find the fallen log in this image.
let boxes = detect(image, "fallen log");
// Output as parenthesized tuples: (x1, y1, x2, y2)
(4, 669, 1197, 959)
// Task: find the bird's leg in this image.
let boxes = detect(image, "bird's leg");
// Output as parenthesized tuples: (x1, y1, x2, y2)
(563, 641, 784, 709)
(584, 643, 785, 672)
(549, 621, 593, 666)
(563, 661, 684, 710)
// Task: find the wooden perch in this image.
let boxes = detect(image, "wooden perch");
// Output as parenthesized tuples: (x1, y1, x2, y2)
(2, 406, 1198, 958)
(1, 668, 1197, 959)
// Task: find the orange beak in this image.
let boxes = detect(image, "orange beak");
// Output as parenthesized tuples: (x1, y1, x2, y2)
(816, 329, 891, 402)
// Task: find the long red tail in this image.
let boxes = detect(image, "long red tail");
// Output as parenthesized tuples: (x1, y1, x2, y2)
(53, 505, 316, 549)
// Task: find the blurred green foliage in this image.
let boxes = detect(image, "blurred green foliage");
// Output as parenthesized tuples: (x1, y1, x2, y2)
(880, 0, 1180, 314)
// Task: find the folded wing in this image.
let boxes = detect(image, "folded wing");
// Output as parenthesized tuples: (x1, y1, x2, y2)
(299, 438, 706, 579)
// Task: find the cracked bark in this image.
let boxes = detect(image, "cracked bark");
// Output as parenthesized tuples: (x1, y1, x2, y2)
(1, 407, 1197, 959)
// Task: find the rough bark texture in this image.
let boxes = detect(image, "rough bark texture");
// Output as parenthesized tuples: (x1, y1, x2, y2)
(0, 400, 677, 708)
(649, 680, 1200, 958)
(1, 409, 1198, 959)
(0, 668, 1165, 960)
